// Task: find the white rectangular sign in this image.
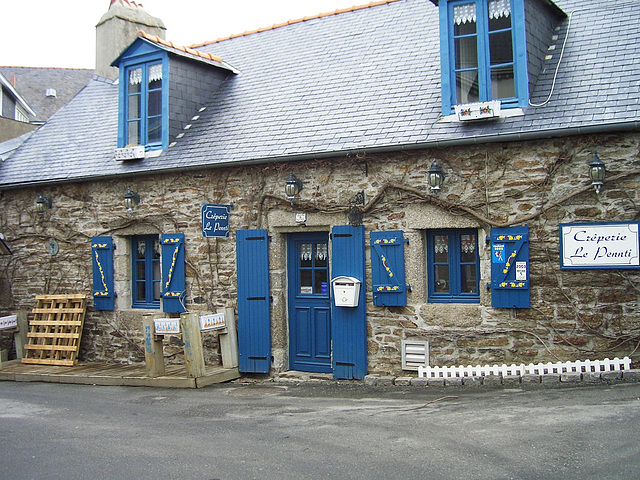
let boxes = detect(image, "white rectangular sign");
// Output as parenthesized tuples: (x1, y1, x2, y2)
(560, 222, 640, 269)
(0, 315, 17, 330)
(154, 318, 181, 334)
(200, 313, 226, 331)
(114, 145, 145, 161)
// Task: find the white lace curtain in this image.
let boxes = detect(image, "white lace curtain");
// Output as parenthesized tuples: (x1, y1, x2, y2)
(149, 64, 163, 82)
(454, 0, 511, 25)
(129, 67, 142, 86)
(128, 64, 162, 85)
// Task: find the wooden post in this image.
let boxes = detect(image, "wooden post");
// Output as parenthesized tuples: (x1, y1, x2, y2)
(143, 314, 165, 378)
(14, 310, 28, 360)
(219, 307, 239, 369)
(180, 312, 206, 378)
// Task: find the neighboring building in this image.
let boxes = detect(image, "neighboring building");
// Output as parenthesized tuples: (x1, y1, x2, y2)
(0, 67, 95, 125)
(0, 72, 37, 142)
(0, 0, 639, 378)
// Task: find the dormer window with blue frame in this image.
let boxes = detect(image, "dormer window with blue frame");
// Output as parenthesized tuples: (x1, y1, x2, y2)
(438, 0, 529, 116)
(116, 47, 169, 151)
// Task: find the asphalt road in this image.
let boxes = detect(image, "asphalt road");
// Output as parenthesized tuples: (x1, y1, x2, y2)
(0, 380, 639, 480)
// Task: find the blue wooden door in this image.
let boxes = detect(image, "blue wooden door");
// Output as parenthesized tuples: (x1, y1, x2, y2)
(287, 233, 332, 373)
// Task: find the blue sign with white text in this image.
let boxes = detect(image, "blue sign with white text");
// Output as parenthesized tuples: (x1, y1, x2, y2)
(202, 203, 232, 238)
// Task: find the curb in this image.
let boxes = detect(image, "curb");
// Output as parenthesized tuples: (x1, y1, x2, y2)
(362, 369, 640, 388)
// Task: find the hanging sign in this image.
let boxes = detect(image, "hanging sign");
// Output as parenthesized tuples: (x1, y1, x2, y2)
(199, 313, 226, 331)
(201, 203, 232, 238)
(154, 318, 181, 334)
(0, 315, 17, 330)
(560, 222, 640, 269)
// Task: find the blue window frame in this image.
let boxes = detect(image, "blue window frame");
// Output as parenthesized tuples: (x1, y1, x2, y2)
(132, 235, 161, 309)
(427, 229, 480, 303)
(438, 0, 528, 115)
(117, 52, 168, 150)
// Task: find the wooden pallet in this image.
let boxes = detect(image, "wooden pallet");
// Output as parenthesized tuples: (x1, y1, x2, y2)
(21, 295, 87, 366)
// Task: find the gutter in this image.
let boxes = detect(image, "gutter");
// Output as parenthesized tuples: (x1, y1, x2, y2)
(1, 120, 639, 191)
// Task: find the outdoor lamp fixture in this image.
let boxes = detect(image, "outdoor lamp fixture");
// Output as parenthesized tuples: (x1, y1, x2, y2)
(589, 152, 606, 195)
(285, 171, 303, 206)
(35, 194, 52, 214)
(428, 160, 445, 197)
(123, 187, 140, 212)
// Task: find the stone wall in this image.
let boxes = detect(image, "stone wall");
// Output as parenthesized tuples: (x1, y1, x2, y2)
(1, 132, 639, 374)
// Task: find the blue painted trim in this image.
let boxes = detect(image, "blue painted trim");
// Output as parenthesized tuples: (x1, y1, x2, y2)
(116, 42, 169, 150)
(438, 0, 529, 114)
(427, 229, 480, 304)
(131, 235, 161, 309)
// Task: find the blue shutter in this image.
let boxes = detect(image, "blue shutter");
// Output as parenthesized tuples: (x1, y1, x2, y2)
(331, 225, 367, 380)
(236, 229, 271, 373)
(491, 226, 530, 308)
(161, 233, 186, 313)
(91, 236, 115, 311)
(370, 230, 407, 307)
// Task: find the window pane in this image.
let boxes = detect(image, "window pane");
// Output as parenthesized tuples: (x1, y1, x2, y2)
(491, 65, 515, 99)
(456, 70, 479, 104)
(455, 36, 478, 70)
(137, 282, 146, 302)
(461, 264, 478, 293)
(300, 270, 312, 294)
(135, 240, 146, 259)
(315, 243, 327, 267)
(460, 234, 477, 262)
(489, 30, 513, 66)
(433, 235, 449, 263)
(128, 121, 140, 146)
(453, 3, 477, 33)
(434, 265, 449, 293)
(300, 243, 312, 267)
(148, 116, 162, 144)
(128, 95, 140, 120)
(128, 68, 142, 92)
(314, 270, 328, 294)
(136, 262, 146, 280)
(148, 90, 162, 117)
(153, 280, 161, 302)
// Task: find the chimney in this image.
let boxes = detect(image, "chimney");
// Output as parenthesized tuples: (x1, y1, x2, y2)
(95, 0, 166, 80)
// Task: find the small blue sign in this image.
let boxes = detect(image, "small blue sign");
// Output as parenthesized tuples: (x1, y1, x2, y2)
(202, 203, 232, 238)
(492, 244, 505, 263)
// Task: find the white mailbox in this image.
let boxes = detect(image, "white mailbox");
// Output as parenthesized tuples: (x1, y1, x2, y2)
(331, 276, 361, 307)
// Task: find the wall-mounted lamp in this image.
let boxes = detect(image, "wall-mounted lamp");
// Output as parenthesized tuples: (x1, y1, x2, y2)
(35, 194, 52, 214)
(285, 171, 303, 206)
(589, 152, 606, 195)
(428, 160, 445, 197)
(123, 187, 140, 211)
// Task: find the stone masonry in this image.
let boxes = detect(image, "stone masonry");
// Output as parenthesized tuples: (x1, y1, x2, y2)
(1, 132, 639, 374)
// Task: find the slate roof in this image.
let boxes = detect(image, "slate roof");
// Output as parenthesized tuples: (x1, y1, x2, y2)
(1, 0, 639, 189)
(0, 67, 94, 123)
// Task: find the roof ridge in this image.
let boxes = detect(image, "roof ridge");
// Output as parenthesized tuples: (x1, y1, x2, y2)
(188, 0, 403, 48)
(0, 66, 93, 71)
(136, 31, 224, 63)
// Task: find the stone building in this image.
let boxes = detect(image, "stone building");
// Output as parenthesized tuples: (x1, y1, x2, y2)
(0, 0, 639, 378)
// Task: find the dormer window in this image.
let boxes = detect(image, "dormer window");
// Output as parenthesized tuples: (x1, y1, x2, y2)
(121, 59, 167, 150)
(439, 0, 529, 115)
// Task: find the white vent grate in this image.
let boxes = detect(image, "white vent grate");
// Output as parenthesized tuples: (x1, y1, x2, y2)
(402, 340, 429, 371)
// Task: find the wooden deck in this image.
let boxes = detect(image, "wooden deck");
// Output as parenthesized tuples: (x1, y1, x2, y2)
(0, 360, 240, 389)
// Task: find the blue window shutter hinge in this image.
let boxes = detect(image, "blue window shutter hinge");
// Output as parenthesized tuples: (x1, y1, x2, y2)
(406, 284, 412, 292)
(486, 283, 491, 291)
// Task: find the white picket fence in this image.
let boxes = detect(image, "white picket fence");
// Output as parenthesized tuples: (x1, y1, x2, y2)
(418, 357, 632, 379)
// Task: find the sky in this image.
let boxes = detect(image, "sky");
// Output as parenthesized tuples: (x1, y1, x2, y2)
(0, 0, 367, 69)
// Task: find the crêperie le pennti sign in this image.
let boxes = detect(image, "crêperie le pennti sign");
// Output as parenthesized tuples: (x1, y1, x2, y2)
(201, 203, 233, 238)
(560, 222, 640, 269)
